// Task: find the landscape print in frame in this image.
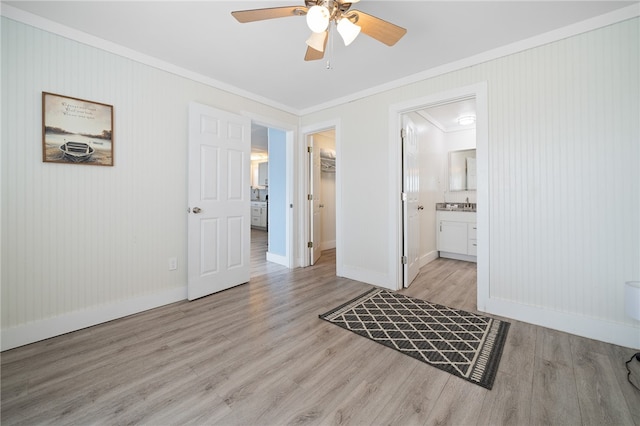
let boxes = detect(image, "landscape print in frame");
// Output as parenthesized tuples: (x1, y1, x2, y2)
(42, 92, 113, 166)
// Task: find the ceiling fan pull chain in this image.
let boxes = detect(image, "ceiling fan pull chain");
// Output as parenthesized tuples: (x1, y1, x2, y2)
(326, 21, 334, 70)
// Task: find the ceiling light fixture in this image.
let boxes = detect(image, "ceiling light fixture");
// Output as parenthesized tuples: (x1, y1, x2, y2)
(232, 0, 406, 63)
(305, 30, 328, 52)
(336, 17, 361, 46)
(306, 5, 330, 33)
(458, 115, 476, 126)
(306, 1, 362, 47)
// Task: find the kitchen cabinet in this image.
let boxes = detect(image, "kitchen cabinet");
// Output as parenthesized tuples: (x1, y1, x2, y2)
(437, 210, 476, 262)
(251, 201, 267, 230)
(258, 162, 268, 187)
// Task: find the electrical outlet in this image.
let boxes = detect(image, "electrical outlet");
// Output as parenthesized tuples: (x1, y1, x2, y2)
(168, 257, 177, 271)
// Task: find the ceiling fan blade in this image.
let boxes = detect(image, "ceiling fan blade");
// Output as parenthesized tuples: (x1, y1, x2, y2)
(232, 6, 308, 23)
(304, 46, 325, 61)
(351, 10, 407, 46)
(305, 30, 328, 60)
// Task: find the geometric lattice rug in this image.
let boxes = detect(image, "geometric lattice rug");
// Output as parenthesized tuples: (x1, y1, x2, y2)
(319, 288, 510, 389)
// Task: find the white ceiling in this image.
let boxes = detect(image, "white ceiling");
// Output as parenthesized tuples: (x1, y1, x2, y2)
(4, 1, 637, 114)
(416, 98, 477, 132)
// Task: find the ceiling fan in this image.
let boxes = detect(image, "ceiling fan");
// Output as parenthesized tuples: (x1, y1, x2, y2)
(231, 0, 407, 61)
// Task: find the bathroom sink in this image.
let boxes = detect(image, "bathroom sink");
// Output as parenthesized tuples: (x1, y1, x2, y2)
(435, 202, 476, 212)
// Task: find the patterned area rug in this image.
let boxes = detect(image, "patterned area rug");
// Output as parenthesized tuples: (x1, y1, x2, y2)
(319, 288, 510, 389)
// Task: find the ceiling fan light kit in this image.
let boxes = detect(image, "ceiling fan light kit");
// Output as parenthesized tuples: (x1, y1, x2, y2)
(305, 30, 328, 52)
(231, 0, 407, 62)
(336, 17, 361, 46)
(306, 5, 330, 32)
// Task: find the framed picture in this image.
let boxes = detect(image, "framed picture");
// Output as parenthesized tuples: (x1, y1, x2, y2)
(42, 92, 114, 166)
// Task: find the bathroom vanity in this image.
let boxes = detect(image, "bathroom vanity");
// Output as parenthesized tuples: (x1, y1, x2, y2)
(436, 203, 477, 262)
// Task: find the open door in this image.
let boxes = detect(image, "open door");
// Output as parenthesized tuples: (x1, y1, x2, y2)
(309, 136, 322, 265)
(402, 115, 420, 287)
(187, 102, 251, 300)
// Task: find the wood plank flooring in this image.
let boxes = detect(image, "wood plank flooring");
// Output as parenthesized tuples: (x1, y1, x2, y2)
(251, 229, 289, 279)
(2, 244, 639, 425)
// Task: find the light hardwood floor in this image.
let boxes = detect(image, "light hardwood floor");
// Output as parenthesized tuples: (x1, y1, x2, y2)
(2, 238, 639, 425)
(251, 229, 288, 279)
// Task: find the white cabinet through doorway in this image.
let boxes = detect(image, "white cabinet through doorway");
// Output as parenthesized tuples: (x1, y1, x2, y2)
(437, 210, 476, 262)
(251, 201, 267, 230)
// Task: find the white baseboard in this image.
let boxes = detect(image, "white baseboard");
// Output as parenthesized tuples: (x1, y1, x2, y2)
(420, 250, 439, 268)
(439, 251, 477, 263)
(1, 287, 186, 351)
(266, 251, 288, 267)
(341, 264, 394, 290)
(482, 298, 640, 349)
(321, 240, 336, 251)
(4, 278, 637, 352)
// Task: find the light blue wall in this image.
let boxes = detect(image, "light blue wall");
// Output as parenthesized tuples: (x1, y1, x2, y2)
(267, 128, 286, 256)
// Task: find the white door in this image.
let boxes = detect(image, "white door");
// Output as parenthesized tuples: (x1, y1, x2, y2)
(403, 116, 420, 288)
(309, 137, 322, 265)
(187, 102, 251, 300)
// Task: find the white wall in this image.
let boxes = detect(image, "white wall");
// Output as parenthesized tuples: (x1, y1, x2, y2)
(301, 18, 640, 348)
(0, 16, 298, 350)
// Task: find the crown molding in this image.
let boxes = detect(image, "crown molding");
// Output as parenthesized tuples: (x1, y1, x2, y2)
(300, 3, 640, 115)
(2, 2, 638, 117)
(0, 3, 300, 116)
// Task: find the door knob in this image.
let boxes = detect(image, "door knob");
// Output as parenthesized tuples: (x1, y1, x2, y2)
(192, 207, 202, 214)
(418, 205, 424, 210)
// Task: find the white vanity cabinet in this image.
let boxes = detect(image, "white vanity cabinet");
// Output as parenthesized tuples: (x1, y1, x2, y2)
(467, 223, 477, 256)
(437, 210, 477, 262)
(251, 201, 267, 230)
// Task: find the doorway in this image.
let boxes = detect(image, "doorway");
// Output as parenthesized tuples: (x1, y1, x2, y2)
(249, 122, 293, 278)
(391, 83, 489, 311)
(402, 99, 478, 288)
(307, 129, 337, 265)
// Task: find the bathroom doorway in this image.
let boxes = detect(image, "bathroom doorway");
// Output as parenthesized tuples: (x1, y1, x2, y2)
(392, 83, 489, 310)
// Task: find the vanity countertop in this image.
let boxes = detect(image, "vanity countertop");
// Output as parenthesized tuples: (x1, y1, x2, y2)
(436, 202, 476, 212)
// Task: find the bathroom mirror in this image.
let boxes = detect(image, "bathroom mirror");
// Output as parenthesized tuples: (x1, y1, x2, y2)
(449, 149, 477, 191)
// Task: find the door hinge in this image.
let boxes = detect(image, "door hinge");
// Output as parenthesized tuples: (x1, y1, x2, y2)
(401, 128, 406, 139)
(401, 256, 408, 264)
(401, 192, 407, 202)
(308, 146, 312, 153)
(308, 194, 313, 201)
(308, 241, 313, 248)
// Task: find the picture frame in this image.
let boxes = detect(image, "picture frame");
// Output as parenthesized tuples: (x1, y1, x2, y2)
(42, 92, 114, 166)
